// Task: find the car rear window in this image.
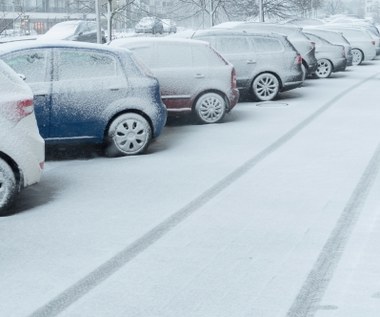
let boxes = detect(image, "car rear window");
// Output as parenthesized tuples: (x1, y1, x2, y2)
(217, 36, 251, 54)
(1, 49, 49, 83)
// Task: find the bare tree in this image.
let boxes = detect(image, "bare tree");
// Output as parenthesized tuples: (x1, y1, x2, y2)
(324, 0, 345, 15)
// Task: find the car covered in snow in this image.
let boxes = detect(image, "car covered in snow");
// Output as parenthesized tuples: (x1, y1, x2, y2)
(38, 20, 106, 43)
(192, 29, 304, 101)
(135, 17, 164, 34)
(0, 59, 44, 215)
(0, 41, 167, 156)
(303, 32, 347, 78)
(302, 27, 353, 67)
(228, 22, 318, 77)
(110, 37, 239, 124)
(312, 25, 376, 65)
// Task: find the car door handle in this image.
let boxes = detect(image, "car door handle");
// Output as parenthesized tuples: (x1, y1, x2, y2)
(110, 88, 120, 91)
(35, 94, 48, 97)
(247, 60, 256, 64)
(195, 74, 205, 79)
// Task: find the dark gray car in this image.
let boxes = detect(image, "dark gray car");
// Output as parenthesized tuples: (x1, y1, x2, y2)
(192, 29, 304, 101)
(229, 22, 318, 77)
(302, 27, 353, 66)
(304, 32, 347, 78)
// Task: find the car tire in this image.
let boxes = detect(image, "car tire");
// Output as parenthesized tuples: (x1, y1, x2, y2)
(105, 113, 152, 156)
(315, 59, 333, 78)
(0, 158, 17, 216)
(352, 48, 364, 65)
(252, 73, 280, 101)
(194, 92, 227, 124)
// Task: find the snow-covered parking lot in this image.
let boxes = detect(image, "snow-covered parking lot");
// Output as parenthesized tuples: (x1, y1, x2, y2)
(2, 58, 380, 317)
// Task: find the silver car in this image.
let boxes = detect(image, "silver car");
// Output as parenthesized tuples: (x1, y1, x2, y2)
(110, 37, 239, 124)
(192, 29, 304, 101)
(314, 25, 376, 65)
(304, 32, 347, 78)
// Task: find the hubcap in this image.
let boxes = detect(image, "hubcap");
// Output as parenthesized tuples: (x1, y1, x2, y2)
(199, 96, 224, 122)
(316, 60, 331, 78)
(114, 118, 148, 152)
(255, 75, 278, 100)
(352, 50, 362, 65)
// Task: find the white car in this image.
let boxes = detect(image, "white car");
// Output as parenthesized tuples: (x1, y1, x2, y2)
(0, 59, 44, 215)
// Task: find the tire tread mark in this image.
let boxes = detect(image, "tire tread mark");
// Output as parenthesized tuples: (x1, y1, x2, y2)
(29, 73, 380, 317)
(286, 142, 380, 317)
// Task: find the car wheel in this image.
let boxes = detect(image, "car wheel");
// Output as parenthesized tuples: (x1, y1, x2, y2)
(194, 92, 227, 124)
(252, 73, 280, 101)
(315, 59, 333, 78)
(352, 49, 364, 65)
(105, 113, 152, 156)
(0, 158, 17, 215)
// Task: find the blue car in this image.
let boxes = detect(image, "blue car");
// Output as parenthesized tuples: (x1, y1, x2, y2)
(0, 41, 167, 156)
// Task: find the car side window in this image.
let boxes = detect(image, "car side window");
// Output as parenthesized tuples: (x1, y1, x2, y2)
(191, 45, 225, 67)
(56, 49, 120, 80)
(128, 46, 154, 67)
(217, 37, 251, 54)
(1, 49, 49, 83)
(156, 44, 192, 67)
(252, 37, 284, 53)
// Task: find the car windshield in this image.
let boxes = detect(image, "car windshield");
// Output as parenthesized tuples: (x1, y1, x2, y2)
(139, 18, 155, 26)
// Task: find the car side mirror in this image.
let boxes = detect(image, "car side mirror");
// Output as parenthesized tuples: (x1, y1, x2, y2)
(18, 73, 26, 81)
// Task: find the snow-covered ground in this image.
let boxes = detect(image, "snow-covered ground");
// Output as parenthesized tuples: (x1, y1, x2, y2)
(1, 59, 380, 317)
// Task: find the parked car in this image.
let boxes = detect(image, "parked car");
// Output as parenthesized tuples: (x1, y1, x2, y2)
(229, 22, 318, 77)
(326, 22, 380, 56)
(162, 19, 177, 33)
(38, 20, 106, 43)
(313, 25, 376, 65)
(0, 59, 44, 215)
(135, 17, 164, 34)
(303, 32, 347, 78)
(110, 37, 239, 123)
(192, 29, 304, 101)
(0, 41, 167, 156)
(302, 27, 353, 66)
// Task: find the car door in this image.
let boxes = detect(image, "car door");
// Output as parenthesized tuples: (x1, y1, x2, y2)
(1, 48, 53, 138)
(50, 48, 128, 142)
(152, 42, 203, 112)
(213, 36, 257, 90)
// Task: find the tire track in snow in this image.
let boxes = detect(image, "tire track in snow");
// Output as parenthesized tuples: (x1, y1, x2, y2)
(286, 142, 380, 317)
(29, 73, 380, 317)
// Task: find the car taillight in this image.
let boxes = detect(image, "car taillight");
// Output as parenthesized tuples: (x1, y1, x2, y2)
(39, 161, 45, 170)
(295, 54, 302, 65)
(231, 68, 237, 89)
(16, 99, 34, 118)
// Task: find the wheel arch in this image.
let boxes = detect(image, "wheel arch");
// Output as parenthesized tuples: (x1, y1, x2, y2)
(251, 71, 283, 93)
(352, 47, 364, 64)
(103, 109, 154, 140)
(191, 89, 230, 113)
(0, 152, 22, 192)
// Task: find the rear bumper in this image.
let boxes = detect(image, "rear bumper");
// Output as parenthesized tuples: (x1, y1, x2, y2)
(9, 114, 44, 188)
(333, 58, 347, 72)
(227, 88, 240, 111)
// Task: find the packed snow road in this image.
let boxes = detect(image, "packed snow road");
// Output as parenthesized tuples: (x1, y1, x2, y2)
(1, 59, 380, 317)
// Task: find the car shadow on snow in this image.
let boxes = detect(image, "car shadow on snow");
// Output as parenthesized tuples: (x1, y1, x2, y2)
(5, 176, 62, 216)
(46, 144, 104, 161)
